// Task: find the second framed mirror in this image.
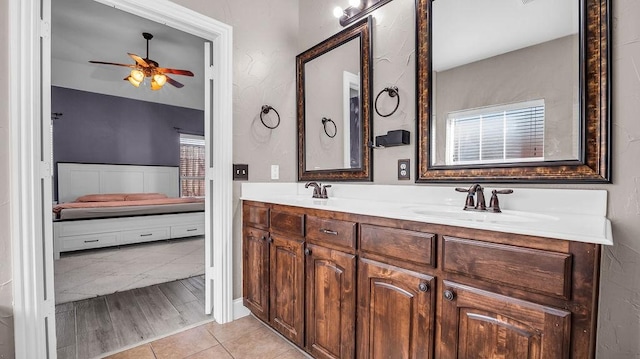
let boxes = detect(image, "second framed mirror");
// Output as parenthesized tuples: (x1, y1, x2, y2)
(297, 17, 373, 181)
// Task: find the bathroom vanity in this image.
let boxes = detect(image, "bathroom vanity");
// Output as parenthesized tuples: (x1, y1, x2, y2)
(242, 183, 612, 359)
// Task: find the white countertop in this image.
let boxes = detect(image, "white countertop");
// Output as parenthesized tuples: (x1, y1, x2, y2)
(241, 183, 613, 246)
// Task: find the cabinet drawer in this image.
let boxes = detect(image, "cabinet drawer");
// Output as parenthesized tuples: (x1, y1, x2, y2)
(442, 236, 572, 299)
(171, 223, 205, 237)
(121, 227, 170, 244)
(243, 204, 269, 229)
(270, 209, 305, 237)
(360, 224, 435, 268)
(59, 233, 118, 251)
(306, 216, 356, 250)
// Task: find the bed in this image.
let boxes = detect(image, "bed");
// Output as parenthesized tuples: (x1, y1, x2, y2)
(53, 163, 206, 259)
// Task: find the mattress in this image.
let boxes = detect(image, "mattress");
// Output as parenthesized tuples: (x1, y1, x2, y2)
(54, 198, 205, 220)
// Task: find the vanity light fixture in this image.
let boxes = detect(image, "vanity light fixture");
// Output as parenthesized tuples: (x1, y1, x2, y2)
(334, 0, 394, 27)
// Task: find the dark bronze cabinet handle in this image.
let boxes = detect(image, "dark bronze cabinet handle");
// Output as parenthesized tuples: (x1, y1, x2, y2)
(320, 228, 338, 236)
(418, 282, 429, 292)
(84, 239, 99, 243)
(304, 248, 311, 256)
(268, 237, 273, 243)
(261, 236, 266, 241)
(444, 289, 455, 301)
(140, 233, 153, 237)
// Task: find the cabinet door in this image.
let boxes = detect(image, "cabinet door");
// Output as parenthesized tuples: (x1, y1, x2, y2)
(357, 258, 435, 359)
(306, 244, 356, 359)
(439, 281, 571, 359)
(270, 233, 305, 346)
(242, 226, 270, 322)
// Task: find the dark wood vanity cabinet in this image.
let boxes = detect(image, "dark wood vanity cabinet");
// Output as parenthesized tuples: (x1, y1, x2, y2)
(242, 204, 305, 347)
(357, 258, 435, 359)
(242, 201, 601, 359)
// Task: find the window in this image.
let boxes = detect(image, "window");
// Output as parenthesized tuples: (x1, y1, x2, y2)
(446, 100, 545, 165)
(179, 134, 205, 197)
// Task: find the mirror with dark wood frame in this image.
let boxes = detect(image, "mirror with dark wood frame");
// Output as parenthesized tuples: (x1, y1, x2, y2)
(416, 0, 610, 182)
(297, 17, 373, 182)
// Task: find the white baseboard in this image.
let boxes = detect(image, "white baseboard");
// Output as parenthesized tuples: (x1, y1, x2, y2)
(233, 297, 250, 320)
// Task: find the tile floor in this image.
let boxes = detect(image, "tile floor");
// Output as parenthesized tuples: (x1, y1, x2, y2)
(103, 316, 309, 359)
(55, 236, 205, 304)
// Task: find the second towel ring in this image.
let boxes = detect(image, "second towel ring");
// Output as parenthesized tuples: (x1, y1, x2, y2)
(374, 86, 400, 117)
(260, 105, 281, 129)
(322, 117, 337, 138)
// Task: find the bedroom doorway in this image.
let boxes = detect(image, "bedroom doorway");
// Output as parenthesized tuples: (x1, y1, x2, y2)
(9, 0, 234, 357)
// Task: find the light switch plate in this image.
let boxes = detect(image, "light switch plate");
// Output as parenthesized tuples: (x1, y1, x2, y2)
(398, 159, 410, 180)
(233, 164, 248, 180)
(271, 164, 280, 180)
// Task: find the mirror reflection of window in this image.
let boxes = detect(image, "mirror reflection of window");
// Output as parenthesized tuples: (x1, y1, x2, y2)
(431, 0, 578, 167)
(445, 100, 545, 165)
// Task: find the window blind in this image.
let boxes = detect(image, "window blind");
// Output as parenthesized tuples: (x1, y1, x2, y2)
(447, 100, 544, 165)
(179, 134, 205, 197)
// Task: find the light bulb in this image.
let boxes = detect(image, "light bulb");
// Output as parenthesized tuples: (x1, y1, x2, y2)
(130, 69, 144, 82)
(151, 79, 163, 91)
(153, 73, 167, 86)
(127, 76, 141, 87)
(333, 6, 344, 18)
(349, 0, 361, 7)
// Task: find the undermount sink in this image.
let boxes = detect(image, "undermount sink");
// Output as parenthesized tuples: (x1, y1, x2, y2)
(407, 206, 558, 224)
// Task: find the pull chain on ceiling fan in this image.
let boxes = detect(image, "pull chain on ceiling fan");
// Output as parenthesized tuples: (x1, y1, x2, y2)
(89, 32, 194, 90)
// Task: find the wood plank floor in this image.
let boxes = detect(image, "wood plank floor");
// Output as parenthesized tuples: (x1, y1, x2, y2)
(56, 275, 212, 359)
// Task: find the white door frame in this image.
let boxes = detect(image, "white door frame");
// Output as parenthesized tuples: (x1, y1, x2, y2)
(9, 1, 234, 357)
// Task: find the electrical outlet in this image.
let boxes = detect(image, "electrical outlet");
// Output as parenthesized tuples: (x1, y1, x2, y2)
(271, 164, 280, 180)
(233, 164, 249, 180)
(398, 159, 410, 180)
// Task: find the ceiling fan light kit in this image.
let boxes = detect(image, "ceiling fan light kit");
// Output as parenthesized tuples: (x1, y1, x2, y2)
(89, 32, 194, 91)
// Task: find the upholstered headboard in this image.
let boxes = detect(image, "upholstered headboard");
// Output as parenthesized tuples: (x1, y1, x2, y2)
(57, 163, 179, 203)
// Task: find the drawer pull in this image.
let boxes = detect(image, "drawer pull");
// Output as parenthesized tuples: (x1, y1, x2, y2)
(84, 239, 99, 243)
(444, 289, 456, 301)
(186, 228, 198, 232)
(418, 282, 429, 292)
(304, 248, 312, 256)
(261, 236, 267, 241)
(320, 228, 338, 236)
(268, 236, 273, 243)
(140, 233, 153, 237)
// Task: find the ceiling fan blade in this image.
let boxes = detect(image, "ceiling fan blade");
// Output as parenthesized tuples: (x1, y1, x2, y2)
(89, 60, 136, 68)
(156, 68, 195, 77)
(165, 75, 184, 88)
(128, 53, 150, 67)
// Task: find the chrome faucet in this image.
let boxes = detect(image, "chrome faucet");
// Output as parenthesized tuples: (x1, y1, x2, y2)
(305, 182, 322, 198)
(456, 185, 513, 212)
(455, 184, 486, 211)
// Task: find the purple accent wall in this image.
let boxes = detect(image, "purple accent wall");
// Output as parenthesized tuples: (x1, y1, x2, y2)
(52, 86, 204, 199)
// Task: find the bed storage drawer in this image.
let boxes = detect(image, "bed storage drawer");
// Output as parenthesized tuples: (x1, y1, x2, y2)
(171, 223, 205, 237)
(121, 227, 171, 244)
(59, 233, 119, 251)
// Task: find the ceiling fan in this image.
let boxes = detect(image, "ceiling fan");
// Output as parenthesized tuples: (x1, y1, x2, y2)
(89, 32, 194, 90)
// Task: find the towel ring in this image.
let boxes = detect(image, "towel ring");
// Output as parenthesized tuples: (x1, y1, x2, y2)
(260, 105, 280, 129)
(374, 86, 400, 118)
(322, 117, 337, 138)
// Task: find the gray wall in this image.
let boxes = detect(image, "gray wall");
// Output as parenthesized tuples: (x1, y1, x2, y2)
(2, 0, 640, 357)
(52, 86, 204, 200)
(0, 0, 13, 356)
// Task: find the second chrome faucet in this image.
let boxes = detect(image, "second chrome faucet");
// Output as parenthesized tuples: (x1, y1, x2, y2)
(456, 184, 512, 213)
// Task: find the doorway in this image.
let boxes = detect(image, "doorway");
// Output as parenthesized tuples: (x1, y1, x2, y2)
(9, 0, 234, 357)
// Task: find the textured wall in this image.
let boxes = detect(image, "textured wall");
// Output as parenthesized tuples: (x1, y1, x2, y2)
(0, 0, 14, 356)
(169, 0, 299, 299)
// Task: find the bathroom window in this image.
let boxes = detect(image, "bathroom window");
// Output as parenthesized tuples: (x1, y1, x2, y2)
(179, 134, 205, 197)
(446, 100, 545, 165)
